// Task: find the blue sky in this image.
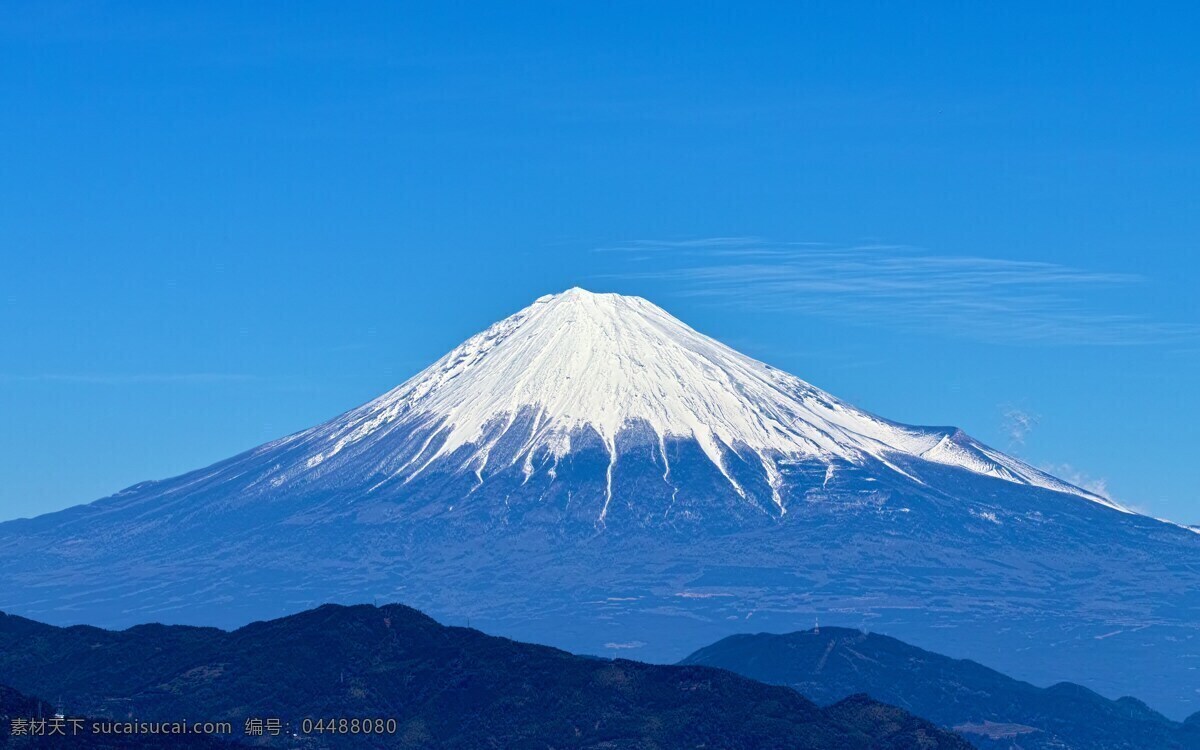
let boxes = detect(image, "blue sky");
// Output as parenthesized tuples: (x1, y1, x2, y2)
(2, 2, 1197, 523)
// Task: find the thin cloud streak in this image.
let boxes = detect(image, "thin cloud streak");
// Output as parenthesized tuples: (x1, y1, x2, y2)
(0, 373, 259, 385)
(596, 239, 1194, 345)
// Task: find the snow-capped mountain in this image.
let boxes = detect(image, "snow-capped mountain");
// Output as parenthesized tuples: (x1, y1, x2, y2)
(286, 288, 1108, 517)
(0, 288, 1196, 718)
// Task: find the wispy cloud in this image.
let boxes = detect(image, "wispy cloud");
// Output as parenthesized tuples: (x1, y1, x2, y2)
(603, 641, 646, 650)
(0, 373, 258, 385)
(1000, 407, 1040, 448)
(595, 238, 1195, 345)
(1041, 463, 1118, 505)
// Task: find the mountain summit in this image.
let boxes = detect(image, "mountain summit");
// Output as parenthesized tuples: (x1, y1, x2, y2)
(0, 288, 1196, 718)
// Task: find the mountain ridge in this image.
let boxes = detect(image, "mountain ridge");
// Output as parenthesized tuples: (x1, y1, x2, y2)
(0, 603, 972, 749)
(681, 626, 1200, 749)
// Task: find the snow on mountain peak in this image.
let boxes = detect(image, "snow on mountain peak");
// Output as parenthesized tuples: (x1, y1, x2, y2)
(304, 288, 1110, 514)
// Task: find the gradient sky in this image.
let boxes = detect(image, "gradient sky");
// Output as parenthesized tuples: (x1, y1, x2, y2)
(2, 2, 1197, 523)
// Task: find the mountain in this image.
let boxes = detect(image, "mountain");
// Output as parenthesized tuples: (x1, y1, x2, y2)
(681, 626, 1200, 749)
(0, 685, 238, 749)
(0, 603, 972, 749)
(0, 288, 1197, 717)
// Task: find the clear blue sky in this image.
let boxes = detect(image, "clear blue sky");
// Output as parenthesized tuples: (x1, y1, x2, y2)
(2, 2, 1197, 523)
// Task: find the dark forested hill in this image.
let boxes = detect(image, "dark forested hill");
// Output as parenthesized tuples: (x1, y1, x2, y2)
(0, 604, 970, 749)
(681, 627, 1200, 749)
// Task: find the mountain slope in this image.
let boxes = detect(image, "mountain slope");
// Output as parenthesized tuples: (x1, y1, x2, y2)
(681, 627, 1200, 749)
(0, 604, 972, 750)
(0, 288, 1197, 718)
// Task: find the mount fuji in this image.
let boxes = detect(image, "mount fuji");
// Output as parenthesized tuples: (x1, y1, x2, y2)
(1, 288, 1197, 717)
